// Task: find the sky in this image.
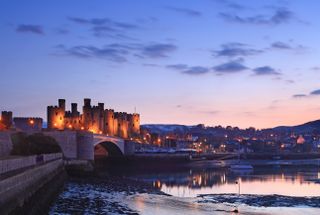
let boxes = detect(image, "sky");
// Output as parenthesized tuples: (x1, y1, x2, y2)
(1, 0, 320, 129)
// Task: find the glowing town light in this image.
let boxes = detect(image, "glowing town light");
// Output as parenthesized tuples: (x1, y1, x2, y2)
(99, 131, 103, 134)
(68, 124, 72, 129)
(81, 126, 84, 130)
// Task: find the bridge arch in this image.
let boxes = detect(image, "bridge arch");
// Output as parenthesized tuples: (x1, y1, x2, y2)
(94, 141, 124, 158)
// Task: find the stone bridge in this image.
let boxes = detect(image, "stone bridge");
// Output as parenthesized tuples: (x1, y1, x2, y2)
(0, 131, 135, 161)
(44, 131, 135, 161)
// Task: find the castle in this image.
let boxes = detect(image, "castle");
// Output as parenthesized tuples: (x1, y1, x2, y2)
(47, 99, 140, 139)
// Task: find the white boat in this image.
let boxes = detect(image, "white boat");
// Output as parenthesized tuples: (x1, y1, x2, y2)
(230, 164, 253, 170)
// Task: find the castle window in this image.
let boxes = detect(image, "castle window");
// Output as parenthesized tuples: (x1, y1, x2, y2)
(55, 112, 58, 116)
(106, 123, 108, 126)
(60, 117, 62, 120)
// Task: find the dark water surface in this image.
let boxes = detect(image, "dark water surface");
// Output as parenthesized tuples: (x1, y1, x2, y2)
(50, 163, 320, 214)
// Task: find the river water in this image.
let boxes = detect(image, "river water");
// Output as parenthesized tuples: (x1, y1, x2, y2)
(50, 164, 320, 214)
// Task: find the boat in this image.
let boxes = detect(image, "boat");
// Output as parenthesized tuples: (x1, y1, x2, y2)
(230, 164, 253, 170)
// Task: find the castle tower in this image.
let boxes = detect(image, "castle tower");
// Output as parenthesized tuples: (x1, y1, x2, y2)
(58, 99, 66, 110)
(71, 103, 79, 117)
(104, 109, 115, 136)
(82, 98, 92, 130)
(114, 112, 128, 139)
(47, 99, 66, 130)
(128, 113, 140, 137)
(1, 111, 13, 129)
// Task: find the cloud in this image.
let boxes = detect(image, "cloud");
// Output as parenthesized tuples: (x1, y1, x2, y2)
(213, 59, 248, 74)
(213, 43, 263, 58)
(219, 7, 295, 25)
(166, 64, 210, 75)
(293, 89, 320, 98)
(141, 43, 177, 58)
(253, 66, 281, 76)
(271, 41, 292, 49)
(16, 24, 44, 35)
(212, 0, 247, 11)
(166, 64, 189, 70)
(293, 94, 307, 98)
(68, 16, 140, 38)
(182, 66, 210, 75)
(311, 67, 320, 71)
(165, 6, 202, 17)
(68, 17, 139, 29)
(200, 110, 220, 115)
(56, 42, 177, 62)
(310, 89, 320, 95)
(270, 41, 307, 52)
(55, 44, 129, 62)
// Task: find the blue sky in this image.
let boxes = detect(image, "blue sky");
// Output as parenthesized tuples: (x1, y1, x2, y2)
(1, 0, 320, 128)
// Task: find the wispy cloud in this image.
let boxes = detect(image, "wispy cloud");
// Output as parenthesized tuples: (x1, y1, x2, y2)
(271, 41, 291, 49)
(166, 64, 189, 70)
(55, 42, 177, 62)
(293, 89, 320, 98)
(213, 59, 248, 74)
(68, 16, 140, 39)
(16, 24, 44, 35)
(213, 42, 263, 58)
(253, 66, 281, 76)
(182, 66, 210, 75)
(310, 89, 320, 95)
(293, 94, 307, 98)
(219, 7, 295, 25)
(142, 43, 177, 58)
(165, 6, 202, 17)
(55, 44, 129, 62)
(270, 41, 307, 52)
(166, 64, 210, 75)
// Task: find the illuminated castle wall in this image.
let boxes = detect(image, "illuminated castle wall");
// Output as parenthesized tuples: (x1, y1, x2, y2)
(47, 98, 140, 139)
(0, 111, 13, 130)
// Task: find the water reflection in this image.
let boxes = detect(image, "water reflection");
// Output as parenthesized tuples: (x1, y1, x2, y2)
(130, 167, 320, 197)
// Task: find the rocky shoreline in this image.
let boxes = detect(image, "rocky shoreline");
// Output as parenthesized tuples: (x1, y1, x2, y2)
(49, 173, 166, 214)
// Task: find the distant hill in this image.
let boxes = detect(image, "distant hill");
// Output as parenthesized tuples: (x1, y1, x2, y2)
(273, 119, 320, 133)
(142, 119, 320, 134)
(141, 124, 192, 134)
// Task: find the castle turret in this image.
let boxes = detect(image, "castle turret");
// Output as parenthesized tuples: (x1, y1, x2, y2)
(104, 109, 115, 135)
(58, 99, 66, 110)
(83, 98, 92, 130)
(71, 103, 79, 117)
(47, 99, 65, 130)
(1, 111, 13, 129)
(128, 113, 140, 137)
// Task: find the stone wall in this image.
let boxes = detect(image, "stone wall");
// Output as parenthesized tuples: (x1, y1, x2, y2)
(0, 131, 13, 157)
(0, 153, 62, 175)
(0, 158, 64, 214)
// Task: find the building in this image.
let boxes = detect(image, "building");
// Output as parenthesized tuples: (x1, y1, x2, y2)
(47, 98, 140, 139)
(13, 117, 43, 132)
